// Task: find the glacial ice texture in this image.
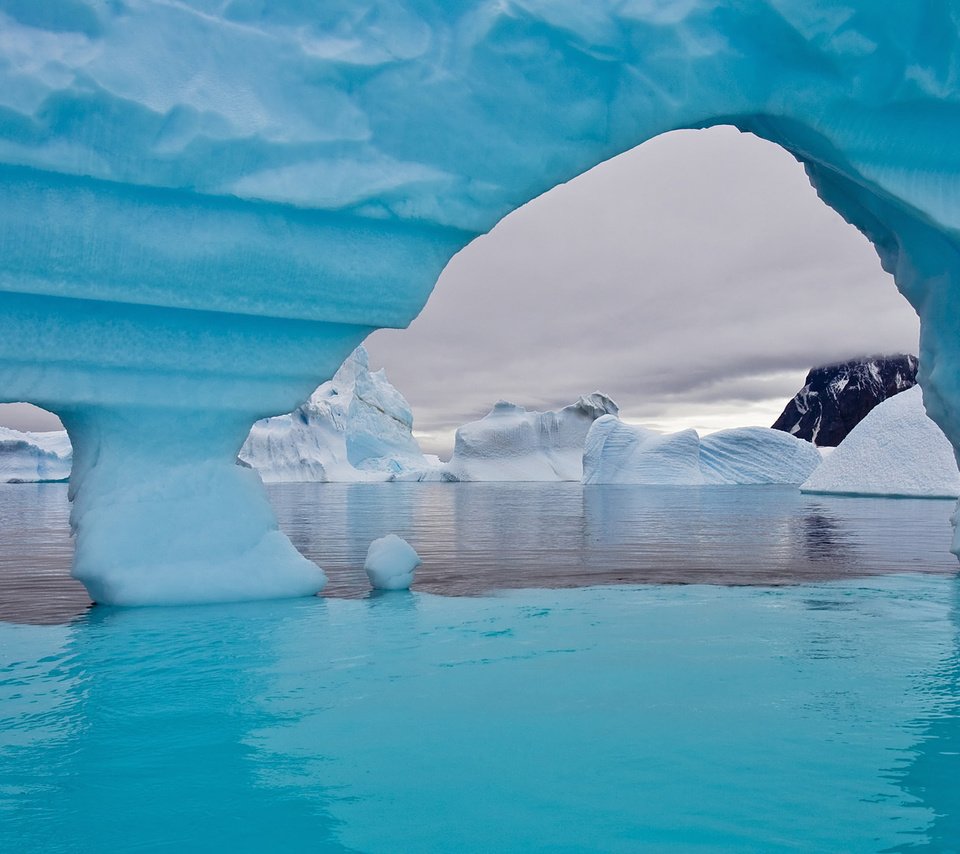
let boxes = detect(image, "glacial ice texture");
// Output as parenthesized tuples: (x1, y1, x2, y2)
(3, 1, 960, 601)
(582, 418, 822, 486)
(0, 428, 71, 483)
(440, 395, 619, 482)
(240, 347, 433, 482)
(801, 386, 960, 499)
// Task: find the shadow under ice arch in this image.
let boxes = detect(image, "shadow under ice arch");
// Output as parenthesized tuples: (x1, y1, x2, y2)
(1, 1, 958, 604)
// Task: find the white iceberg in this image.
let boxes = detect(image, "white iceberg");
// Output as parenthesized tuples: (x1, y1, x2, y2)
(364, 534, 421, 591)
(0, 427, 72, 483)
(801, 386, 960, 499)
(441, 394, 619, 482)
(700, 427, 825, 485)
(239, 347, 434, 482)
(582, 417, 821, 485)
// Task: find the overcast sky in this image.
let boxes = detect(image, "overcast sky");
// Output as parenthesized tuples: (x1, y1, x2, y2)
(0, 126, 919, 452)
(367, 126, 919, 455)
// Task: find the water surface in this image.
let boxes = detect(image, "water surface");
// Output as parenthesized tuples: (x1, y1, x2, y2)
(1, 577, 958, 852)
(0, 482, 955, 623)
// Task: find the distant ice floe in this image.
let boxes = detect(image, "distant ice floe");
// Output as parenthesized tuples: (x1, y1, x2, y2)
(0, 427, 71, 483)
(582, 417, 822, 485)
(365, 534, 421, 590)
(801, 386, 960, 499)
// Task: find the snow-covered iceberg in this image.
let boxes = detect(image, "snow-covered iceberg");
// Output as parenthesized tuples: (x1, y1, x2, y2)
(240, 347, 433, 482)
(583, 417, 821, 486)
(440, 394, 619, 482)
(0, 428, 72, 483)
(801, 387, 960, 499)
(2, 3, 960, 602)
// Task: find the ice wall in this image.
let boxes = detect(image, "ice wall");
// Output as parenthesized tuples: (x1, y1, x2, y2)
(240, 346, 433, 482)
(442, 395, 619, 482)
(2, 2, 960, 602)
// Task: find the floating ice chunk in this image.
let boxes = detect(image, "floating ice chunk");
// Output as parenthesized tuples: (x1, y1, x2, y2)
(364, 534, 421, 591)
(443, 394, 618, 482)
(0, 427, 72, 483)
(801, 386, 960, 499)
(583, 418, 821, 485)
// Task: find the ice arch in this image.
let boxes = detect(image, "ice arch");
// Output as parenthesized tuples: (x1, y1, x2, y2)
(1, 1, 959, 604)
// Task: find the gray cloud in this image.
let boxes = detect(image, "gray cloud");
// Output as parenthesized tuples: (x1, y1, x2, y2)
(367, 126, 919, 455)
(0, 128, 919, 454)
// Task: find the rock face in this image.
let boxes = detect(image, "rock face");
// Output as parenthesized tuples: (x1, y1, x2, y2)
(582, 418, 822, 486)
(239, 347, 434, 482)
(801, 386, 960, 499)
(440, 394, 620, 482)
(772, 356, 918, 447)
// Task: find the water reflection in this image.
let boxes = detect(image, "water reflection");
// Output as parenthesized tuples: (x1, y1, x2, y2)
(888, 577, 960, 852)
(0, 483, 955, 624)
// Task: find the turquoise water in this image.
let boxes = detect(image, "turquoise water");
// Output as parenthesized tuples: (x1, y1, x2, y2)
(1, 576, 958, 852)
(1, 484, 958, 850)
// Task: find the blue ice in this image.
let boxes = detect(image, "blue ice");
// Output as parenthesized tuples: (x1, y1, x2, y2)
(1, 2, 959, 602)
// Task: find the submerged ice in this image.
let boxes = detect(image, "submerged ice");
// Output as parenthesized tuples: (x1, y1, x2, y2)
(2, 2, 960, 602)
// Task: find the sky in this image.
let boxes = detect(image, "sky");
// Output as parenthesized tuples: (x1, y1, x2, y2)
(0, 125, 920, 452)
(366, 126, 920, 456)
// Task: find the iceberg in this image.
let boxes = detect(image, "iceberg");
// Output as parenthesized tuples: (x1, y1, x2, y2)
(364, 534, 421, 591)
(583, 417, 821, 486)
(442, 394, 619, 482)
(801, 387, 960, 499)
(239, 347, 432, 482)
(0, 428, 72, 483)
(2, 2, 960, 602)
(700, 428, 825, 485)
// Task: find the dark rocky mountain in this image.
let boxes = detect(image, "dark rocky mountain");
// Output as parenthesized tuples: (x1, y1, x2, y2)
(772, 355, 918, 446)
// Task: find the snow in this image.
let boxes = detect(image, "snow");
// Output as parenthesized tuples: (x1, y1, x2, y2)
(364, 534, 421, 591)
(1, 2, 959, 602)
(442, 395, 619, 482)
(0, 427, 71, 483)
(239, 347, 434, 482)
(801, 387, 960, 499)
(583, 418, 821, 486)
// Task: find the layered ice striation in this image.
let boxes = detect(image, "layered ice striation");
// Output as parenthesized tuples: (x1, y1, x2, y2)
(0, 428, 71, 483)
(2, 2, 960, 601)
(801, 386, 960, 499)
(239, 347, 433, 482)
(438, 394, 619, 482)
(583, 417, 822, 486)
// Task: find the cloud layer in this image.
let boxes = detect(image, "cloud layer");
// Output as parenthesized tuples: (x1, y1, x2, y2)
(367, 126, 919, 455)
